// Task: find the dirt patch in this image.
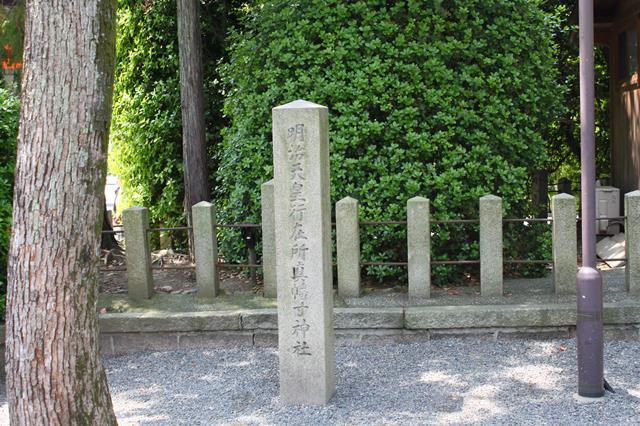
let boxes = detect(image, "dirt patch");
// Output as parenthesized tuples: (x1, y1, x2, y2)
(100, 249, 256, 296)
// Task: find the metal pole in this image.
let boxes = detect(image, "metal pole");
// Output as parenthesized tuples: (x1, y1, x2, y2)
(577, 0, 604, 398)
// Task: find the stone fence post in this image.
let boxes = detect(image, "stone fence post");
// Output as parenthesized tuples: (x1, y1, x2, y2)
(272, 100, 335, 405)
(552, 194, 577, 294)
(123, 206, 153, 300)
(625, 191, 640, 295)
(261, 180, 277, 298)
(192, 201, 219, 297)
(480, 195, 503, 297)
(407, 197, 430, 299)
(336, 197, 360, 298)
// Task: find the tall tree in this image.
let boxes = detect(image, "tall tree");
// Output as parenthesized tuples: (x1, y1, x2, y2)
(177, 0, 209, 244)
(5, 0, 118, 424)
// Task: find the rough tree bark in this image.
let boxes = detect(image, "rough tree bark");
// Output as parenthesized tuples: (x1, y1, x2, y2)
(177, 0, 210, 253)
(5, 1, 118, 424)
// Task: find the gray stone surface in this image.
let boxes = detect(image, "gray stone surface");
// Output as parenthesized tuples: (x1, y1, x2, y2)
(480, 195, 503, 296)
(261, 180, 277, 298)
(552, 194, 577, 294)
(405, 302, 640, 330)
(108, 332, 178, 354)
(272, 99, 336, 405)
(603, 304, 640, 324)
(334, 307, 403, 329)
(192, 201, 219, 298)
(177, 331, 254, 348)
(240, 307, 404, 330)
(334, 329, 429, 346)
(103, 331, 255, 354)
(336, 197, 361, 298)
(95, 302, 640, 335)
(100, 334, 114, 356)
(241, 309, 278, 330)
(123, 206, 153, 300)
(254, 329, 279, 347)
(100, 311, 241, 333)
(407, 197, 430, 299)
(405, 304, 576, 329)
(626, 191, 640, 295)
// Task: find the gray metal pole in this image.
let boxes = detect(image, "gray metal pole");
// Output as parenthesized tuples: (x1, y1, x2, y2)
(577, 0, 604, 398)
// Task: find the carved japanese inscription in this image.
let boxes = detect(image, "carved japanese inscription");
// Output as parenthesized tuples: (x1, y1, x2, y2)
(272, 100, 335, 405)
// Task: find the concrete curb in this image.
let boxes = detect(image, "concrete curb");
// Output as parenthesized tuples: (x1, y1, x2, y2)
(98, 303, 640, 334)
(91, 302, 640, 355)
(3, 303, 640, 361)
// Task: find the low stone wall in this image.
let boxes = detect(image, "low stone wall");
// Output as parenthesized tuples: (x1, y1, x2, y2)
(97, 302, 640, 355)
(1, 302, 638, 379)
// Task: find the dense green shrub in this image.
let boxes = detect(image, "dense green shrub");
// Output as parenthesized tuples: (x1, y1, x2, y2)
(110, 0, 242, 228)
(109, 0, 186, 226)
(543, 0, 610, 186)
(0, 87, 19, 309)
(218, 0, 562, 282)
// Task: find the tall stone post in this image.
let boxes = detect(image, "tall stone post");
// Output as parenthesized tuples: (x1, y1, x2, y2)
(123, 206, 153, 300)
(480, 195, 503, 296)
(272, 100, 336, 405)
(261, 180, 277, 298)
(192, 201, 219, 297)
(407, 197, 430, 299)
(552, 194, 577, 294)
(336, 197, 361, 298)
(625, 191, 640, 295)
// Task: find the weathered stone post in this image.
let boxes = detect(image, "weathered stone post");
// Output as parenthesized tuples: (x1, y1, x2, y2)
(192, 201, 219, 297)
(337, 197, 361, 298)
(407, 197, 430, 299)
(552, 194, 577, 294)
(272, 100, 336, 405)
(123, 206, 153, 300)
(625, 191, 640, 295)
(480, 195, 503, 296)
(261, 180, 277, 298)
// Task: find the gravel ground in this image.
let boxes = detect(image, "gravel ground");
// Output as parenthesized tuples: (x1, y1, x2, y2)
(1, 338, 639, 425)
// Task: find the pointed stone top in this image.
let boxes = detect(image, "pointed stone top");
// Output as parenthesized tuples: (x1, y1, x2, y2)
(553, 193, 575, 199)
(262, 179, 274, 187)
(626, 190, 640, 197)
(193, 201, 213, 208)
(273, 99, 327, 110)
(408, 196, 429, 203)
(480, 194, 501, 201)
(338, 196, 358, 204)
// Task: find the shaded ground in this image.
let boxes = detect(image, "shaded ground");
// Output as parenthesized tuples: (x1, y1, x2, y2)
(100, 249, 257, 296)
(97, 267, 633, 314)
(2, 338, 638, 425)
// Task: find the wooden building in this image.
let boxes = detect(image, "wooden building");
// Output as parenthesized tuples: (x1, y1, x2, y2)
(595, 0, 640, 194)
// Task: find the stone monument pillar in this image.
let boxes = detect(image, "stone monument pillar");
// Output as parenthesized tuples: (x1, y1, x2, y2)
(272, 100, 336, 405)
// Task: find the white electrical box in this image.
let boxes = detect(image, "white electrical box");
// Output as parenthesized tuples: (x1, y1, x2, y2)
(595, 186, 620, 234)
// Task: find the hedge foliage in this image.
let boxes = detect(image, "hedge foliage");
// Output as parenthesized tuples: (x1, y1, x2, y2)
(0, 87, 19, 305)
(110, 0, 238, 227)
(218, 0, 562, 281)
(109, 0, 186, 226)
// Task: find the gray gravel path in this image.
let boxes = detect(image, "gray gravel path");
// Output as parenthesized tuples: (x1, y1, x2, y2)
(1, 338, 639, 425)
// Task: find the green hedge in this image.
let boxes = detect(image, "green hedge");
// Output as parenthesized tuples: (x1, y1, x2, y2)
(109, 0, 186, 226)
(218, 0, 561, 282)
(110, 0, 240, 228)
(0, 87, 20, 309)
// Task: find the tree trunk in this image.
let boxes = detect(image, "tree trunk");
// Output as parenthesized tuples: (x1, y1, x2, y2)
(177, 0, 210, 257)
(5, 1, 118, 424)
